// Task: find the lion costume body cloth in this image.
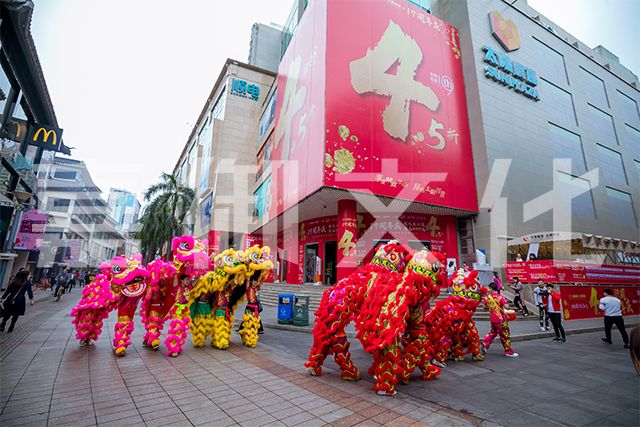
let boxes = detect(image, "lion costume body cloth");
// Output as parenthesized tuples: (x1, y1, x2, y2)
(304, 241, 411, 389)
(70, 255, 150, 356)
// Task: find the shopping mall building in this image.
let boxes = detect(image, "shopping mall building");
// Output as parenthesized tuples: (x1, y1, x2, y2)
(174, 0, 639, 285)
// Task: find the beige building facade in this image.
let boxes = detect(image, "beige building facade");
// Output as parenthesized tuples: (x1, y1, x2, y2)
(173, 59, 275, 251)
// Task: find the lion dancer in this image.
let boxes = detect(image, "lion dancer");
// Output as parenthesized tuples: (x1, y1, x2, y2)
(140, 259, 177, 350)
(430, 270, 487, 365)
(356, 249, 441, 395)
(481, 282, 519, 358)
(398, 252, 446, 385)
(210, 251, 247, 349)
(163, 235, 210, 357)
(191, 248, 246, 349)
(110, 255, 150, 357)
(305, 241, 411, 384)
(70, 264, 117, 347)
(237, 246, 273, 348)
(164, 274, 193, 357)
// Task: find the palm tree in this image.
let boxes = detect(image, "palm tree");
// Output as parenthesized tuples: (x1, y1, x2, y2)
(138, 173, 195, 260)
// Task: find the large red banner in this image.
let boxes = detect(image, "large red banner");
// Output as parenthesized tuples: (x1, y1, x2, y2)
(271, 0, 327, 220)
(323, 0, 477, 212)
(561, 285, 640, 320)
(505, 261, 640, 285)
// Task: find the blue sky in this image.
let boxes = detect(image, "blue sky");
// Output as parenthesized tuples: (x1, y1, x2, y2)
(29, 0, 639, 200)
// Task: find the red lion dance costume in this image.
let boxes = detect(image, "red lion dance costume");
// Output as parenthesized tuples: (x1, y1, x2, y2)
(161, 235, 210, 357)
(426, 269, 487, 365)
(70, 255, 150, 357)
(397, 251, 447, 386)
(355, 249, 443, 395)
(304, 241, 411, 389)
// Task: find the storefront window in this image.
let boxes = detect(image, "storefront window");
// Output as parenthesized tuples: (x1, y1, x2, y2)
(258, 89, 277, 143)
(547, 122, 586, 174)
(540, 78, 576, 126)
(198, 119, 212, 193)
(558, 172, 596, 219)
(587, 104, 617, 145)
(532, 37, 569, 85)
(624, 124, 640, 158)
(188, 144, 197, 189)
(47, 198, 71, 213)
(580, 67, 609, 108)
(596, 144, 627, 185)
(606, 187, 637, 227)
(617, 90, 640, 125)
(211, 87, 226, 120)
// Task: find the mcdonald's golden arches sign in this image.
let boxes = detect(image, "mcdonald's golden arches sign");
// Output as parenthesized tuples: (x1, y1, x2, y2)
(29, 123, 63, 151)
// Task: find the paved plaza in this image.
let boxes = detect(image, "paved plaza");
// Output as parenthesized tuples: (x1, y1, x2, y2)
(0, 291, 638, 427)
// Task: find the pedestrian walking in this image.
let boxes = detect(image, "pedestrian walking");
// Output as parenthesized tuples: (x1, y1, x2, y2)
(492, 271, 503, 294)
(599, 289, 630, 348)
(481, 283, 518, 357)
(533, 280, 549, 331)
(509, 277, 530, 316)
(67, 270, 76, 291)
(546, 284, 566, 343)
(1, 271, 34, 332)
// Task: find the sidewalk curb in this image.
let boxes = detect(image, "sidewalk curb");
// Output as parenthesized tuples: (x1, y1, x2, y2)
(262, 322, 608, 342)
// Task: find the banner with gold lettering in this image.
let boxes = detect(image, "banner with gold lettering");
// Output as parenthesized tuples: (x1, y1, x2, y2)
(323, 0, 477, 211)
(561, 285, 640, 320)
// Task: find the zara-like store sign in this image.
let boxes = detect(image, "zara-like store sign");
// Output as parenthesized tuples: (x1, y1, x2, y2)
(482, 45, 540, 101)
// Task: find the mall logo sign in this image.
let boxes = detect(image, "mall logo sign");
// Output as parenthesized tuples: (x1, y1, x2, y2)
(489, 11, 520, 52)
(482, 45, 540, 101)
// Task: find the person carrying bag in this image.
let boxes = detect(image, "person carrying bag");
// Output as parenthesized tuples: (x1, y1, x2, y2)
(1, 271, 35, 333)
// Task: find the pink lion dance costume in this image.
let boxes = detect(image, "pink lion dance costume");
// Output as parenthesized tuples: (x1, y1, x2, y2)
(70, 254, 150, 357)
(426, 269, 487, 365)
(70, 264, 117, 347)
(140, 259, 177, 350)
(162, 235, 210, 357)
(305, 241, 410, 388)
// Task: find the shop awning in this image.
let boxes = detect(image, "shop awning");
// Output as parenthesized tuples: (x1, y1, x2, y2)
(581, 234, 640, 254)
(507, 232, 640, 255)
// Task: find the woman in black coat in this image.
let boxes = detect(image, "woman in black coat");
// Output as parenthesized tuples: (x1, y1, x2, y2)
(1, 270, 34, 332)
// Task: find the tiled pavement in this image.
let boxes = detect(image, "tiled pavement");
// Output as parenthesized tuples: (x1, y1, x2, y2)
(0, 292, 638, 426)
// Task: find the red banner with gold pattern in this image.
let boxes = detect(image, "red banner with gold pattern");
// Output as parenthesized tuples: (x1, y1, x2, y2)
(561, 285, 640, 320)
(506, 261, 640, 285)
(323, 0, 477, 212)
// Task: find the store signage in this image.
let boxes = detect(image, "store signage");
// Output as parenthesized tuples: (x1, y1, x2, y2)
(489, 11, 520, 52)
(482, 45, 540, 101)
(14, 209, 48, 250)
(230, 79, 260, 101)
(29, 123, 64, 151)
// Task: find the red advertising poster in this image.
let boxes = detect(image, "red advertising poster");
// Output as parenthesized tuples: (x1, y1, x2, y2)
(323, 0, 477, 212)
(271, 0, 327, 220)
(14, 209, 48, 250)
(561, 285, 640, 320)
(506, 261, 640, 285)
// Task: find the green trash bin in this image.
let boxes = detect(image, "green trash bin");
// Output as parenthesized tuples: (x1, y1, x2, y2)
(292, 295, 310, 326)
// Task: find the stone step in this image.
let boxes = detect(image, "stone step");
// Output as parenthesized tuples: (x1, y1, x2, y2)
(257, 283, 511, 321)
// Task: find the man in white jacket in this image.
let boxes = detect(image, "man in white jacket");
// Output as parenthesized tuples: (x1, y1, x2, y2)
(599, 289, 630, 349)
